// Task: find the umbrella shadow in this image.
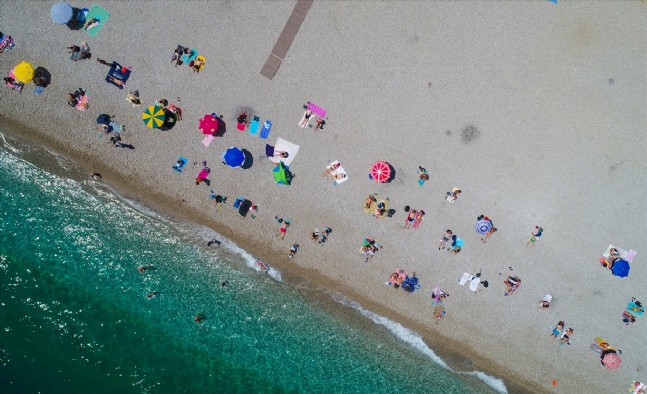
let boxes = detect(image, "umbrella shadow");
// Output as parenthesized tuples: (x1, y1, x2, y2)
(214, 118, 227, 138)
(66, 8, 86, 30)
(160, 111, 177, 131)
(386, 164, 396, 183)
(241, 149, 253, 169)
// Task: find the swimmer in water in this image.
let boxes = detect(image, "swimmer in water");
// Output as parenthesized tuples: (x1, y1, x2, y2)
(221, 280, 229, 287)
(194, 313, 205, 323)
(207, 239, 221, 247)
(147, 291, 158, 299)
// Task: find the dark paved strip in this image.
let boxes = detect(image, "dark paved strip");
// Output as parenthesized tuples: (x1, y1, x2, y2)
(261, 0, 313, 80)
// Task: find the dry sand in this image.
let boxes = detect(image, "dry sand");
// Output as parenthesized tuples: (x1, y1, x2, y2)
(1, 1, 647, 393)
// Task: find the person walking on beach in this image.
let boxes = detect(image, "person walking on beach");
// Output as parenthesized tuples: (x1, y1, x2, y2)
(527, 226, 544, 248)
(439, 229, 453, 250)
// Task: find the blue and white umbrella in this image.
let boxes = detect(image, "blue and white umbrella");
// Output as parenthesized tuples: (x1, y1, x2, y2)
(222, 147, 245, 168)
(475, 218, 493, 236)
(51, 1, 73, 24)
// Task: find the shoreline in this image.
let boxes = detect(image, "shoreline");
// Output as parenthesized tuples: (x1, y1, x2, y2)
(0, 115, 542, 393)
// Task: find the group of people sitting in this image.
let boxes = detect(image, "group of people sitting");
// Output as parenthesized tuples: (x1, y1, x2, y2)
(321, 162, 346, 181)
(67, 88, 88, 109)
(386, 269, 420, 293)
(360, 238, 382, 262)
(310, 227, 332, 244)
(171, 45, 205, 73)
(403, 206, 425, 229)
(67, 42, 91, 61)
(551, 320, 574, 346)
(503, 275, 521, 296)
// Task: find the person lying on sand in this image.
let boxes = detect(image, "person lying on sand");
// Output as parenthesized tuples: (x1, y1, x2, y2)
(363, 194, 377, 210)
(322, 162, 341, 177)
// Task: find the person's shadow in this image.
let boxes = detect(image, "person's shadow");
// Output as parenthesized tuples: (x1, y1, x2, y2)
(241, 149, 253, 169)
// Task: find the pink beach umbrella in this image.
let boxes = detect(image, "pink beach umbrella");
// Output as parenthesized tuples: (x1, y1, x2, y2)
(199, 114, 219, 135)
(601, 352, 621, 370)
(370, 161, 391, 183)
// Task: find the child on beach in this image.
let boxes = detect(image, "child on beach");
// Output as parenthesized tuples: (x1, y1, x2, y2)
(527, 226, 544, 248)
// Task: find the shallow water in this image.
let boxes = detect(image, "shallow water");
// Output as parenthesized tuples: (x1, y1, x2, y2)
(0, 130, 501, 394)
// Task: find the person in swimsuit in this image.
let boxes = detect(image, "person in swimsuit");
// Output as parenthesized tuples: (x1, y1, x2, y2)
(403, 209, 416, 229)
(322, 162, 341, 177)
(299, 110, 313, 128)
(439, 229, 453, 250)
(527, 226, 544, 248)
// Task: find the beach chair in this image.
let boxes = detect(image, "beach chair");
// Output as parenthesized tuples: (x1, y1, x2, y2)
(249, 116, 260, 136)
(259, 120, 272, 139)
(84, 5, 110, 37)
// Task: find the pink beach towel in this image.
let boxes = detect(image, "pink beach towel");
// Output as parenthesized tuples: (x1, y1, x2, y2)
(307, 102, 327, 118)
(202, 135, 214, 147)
(196, 168, 209, 180)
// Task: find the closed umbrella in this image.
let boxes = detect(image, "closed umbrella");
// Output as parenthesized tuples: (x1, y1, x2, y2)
(611, 259, 630, 278)
(13, 61, 34, 83)
(142, 106, 165, 129)
(51, 1, 73, 24)
(222, 147, 245, 168)
(370, 161, 391, 183)
(199, 114, 219, 135)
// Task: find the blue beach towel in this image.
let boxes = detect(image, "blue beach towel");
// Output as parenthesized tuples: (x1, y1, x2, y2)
(173, 156, 188, 173)
(181, 49, 198, 65)
(249, 116, 260, 136)
(259, 120, 272, 139)
(233, 196, 245, 209)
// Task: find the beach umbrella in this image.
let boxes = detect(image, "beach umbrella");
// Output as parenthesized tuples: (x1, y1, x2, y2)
(96, 114, 111, 125)
(475, 218, 493, 236)
(51, 1, 73, 24)
(13, 61, 34, 83)
(142, 106, 165, 129)
(611, 259, 630, 278)
(273, 162, 293, 185)
(199, 114, 219, 135)
(222, 147, 245, 168)
(602, 352, 621, 370)
(370, 161, 391, 183)
(33, 67, 51, 87)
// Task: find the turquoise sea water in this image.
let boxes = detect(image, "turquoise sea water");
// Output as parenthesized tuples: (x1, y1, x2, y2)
(0, 130, 503, 394)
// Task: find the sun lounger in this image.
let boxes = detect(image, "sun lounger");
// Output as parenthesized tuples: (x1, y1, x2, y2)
(270, 137, 299, 166)
(249, 116, 260, 136)
(173, 156, 187, 173)
(202, 135, 214, 147)
(84, 5, 110, 37)
(259, 120, 272, 139)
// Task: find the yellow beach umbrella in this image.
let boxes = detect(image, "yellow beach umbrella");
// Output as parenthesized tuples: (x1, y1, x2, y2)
(142, 106, 165, 129)
(14, 61, 35, 83)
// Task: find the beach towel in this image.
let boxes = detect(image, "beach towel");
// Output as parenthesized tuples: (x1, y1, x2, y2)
(173, 156, 187, 173)
(259, 120, 272, 139)
(106, 62, 131, 89)
(84, 5, 110, 37)
(196, 168, 210, 181)
(202, 135, 214, 147)
(459, 272, 471, 286)
(108, 121, 122, 133)
(307, 102, 327, 118)
(233, 196, 244, 209)
(270, 137, 299, 166)
(332, 165, 348, 185)
(75, 94, 89, 111)
(181, 49, 198, 65)
(470, 277, 480, 292)
(249, 116, 260, 136)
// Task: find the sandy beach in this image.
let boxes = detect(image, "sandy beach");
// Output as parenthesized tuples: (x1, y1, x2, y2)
(2, 1, 647, 392)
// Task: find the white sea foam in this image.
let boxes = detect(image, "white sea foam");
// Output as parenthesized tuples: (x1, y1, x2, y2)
(329, 292, 508, 393)
(0, 132, 22, 154)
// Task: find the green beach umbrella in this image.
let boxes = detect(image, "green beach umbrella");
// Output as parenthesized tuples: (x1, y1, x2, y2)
(273, 162, 292, 185)
(142, 105, 165, 129)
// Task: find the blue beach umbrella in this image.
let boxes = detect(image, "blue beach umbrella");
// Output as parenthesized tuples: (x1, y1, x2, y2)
(222, 147, 245, 168)
(611, 259, 630, 278)
(51, 2, 73, 24)
(475, 219, 493, 236)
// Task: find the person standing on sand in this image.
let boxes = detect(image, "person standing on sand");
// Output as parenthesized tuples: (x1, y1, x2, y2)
(481, 227, 497, 243)
(527, 226, 544, 248)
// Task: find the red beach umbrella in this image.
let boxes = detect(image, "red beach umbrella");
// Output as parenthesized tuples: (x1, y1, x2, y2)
(601, 352, 621, 370)
(370, 161, 391, 183)
(199, 114, 219, 135)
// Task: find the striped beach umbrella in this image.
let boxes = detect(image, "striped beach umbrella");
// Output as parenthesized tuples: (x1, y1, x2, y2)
(142, 106, 165, 129)
(13, 61, 34, 83)
(370, 161, 391, 183)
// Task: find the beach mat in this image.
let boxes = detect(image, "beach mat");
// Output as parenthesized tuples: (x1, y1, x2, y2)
(85, 5, 110, 37)
(270, 137, 299, 166)
(173, 156, 187, 173)
(249, 116, 260, 136)
(332, 165, 348, 185)
(202, 135, 214, 147)
(259, 120, 272, 139)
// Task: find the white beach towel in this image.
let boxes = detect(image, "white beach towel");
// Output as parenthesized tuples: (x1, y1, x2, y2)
(459, 272, 471, 286)
(332, 166, 348, 184)
(270, 137, 299, 166)
(470, 277, 480, 292)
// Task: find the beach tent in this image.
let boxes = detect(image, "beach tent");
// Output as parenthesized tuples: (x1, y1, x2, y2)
(273, 162, 293, 185)
(222, 147, 245, 168)
(142, 106, 165, 129)
(13, 61, 34, 83)
(51, 1, 73, 24)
